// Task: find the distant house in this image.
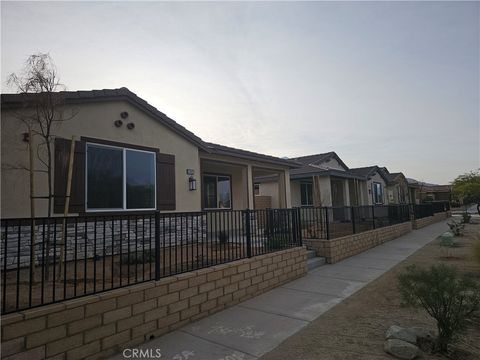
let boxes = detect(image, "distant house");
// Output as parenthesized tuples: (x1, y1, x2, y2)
(421, 184, 452, 202)
(381, 169, 409, 204)
(256, 152, 368, 208)
(407, 178, 421, 204)
(1, 88, 299, 218)
(406, 178, 452, 204)
(348, 165, 390, 206)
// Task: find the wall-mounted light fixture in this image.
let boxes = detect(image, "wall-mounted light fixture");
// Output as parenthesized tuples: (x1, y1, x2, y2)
(189, 176, 197, 191)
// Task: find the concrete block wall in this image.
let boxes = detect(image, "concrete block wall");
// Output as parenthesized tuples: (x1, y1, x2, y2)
(412, 211, 450, 230)
(1, 247, 307, 360)
(304, 222, 412, 263)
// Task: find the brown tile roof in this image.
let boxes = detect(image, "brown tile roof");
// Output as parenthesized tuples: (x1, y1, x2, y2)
(292, 151, 349, 170)
(204, 142, 300, 168)
(349, 165, 390, 183)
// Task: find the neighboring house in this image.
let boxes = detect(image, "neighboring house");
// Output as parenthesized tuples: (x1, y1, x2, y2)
(348, 166, 390, 206)
(381, 169, 409, 204)
(407, 178, 421, 204)
(1, 88, 298, 218)
(256, 152, 368, 209)
(406, 178, 452, 204)
(421, 184, 452, 202)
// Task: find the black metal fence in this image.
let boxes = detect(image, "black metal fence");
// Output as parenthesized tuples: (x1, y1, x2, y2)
(301, 204, 412, 240)
(431, 201, 450, 213)
(413, 203, 433, 219)
(1, 208, 301, 314)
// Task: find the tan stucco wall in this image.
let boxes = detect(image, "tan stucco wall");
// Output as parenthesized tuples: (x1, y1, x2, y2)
(320, 158, 346, 171)
(291, 181, 301, 207)
(1, 101, 202, 217)
(257, 181, 280, 208)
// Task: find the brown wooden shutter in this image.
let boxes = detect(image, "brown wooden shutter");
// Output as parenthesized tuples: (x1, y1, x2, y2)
(54, 138, 86, 213)
(156, 153, 176, 211)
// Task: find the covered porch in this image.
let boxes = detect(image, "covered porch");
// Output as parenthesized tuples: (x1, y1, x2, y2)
(198, 145, 297, 247)
(199, 155, 292, 211)
(291, 173, 368, 208)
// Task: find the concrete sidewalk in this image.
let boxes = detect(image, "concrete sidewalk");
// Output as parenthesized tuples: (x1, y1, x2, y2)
(111, 221, 449, 360)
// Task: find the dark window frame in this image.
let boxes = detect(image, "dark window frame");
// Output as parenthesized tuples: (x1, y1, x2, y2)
(300, 182, 314, 207)
(85, 141, 157, 212)
(202, 173, 232, 210)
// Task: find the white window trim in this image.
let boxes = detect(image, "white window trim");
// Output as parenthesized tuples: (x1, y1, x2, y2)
(373, 182, 384, 204)
(203, 174, 232, 210)
(300, 182, 314, 207)
(85, 142, 157, 212)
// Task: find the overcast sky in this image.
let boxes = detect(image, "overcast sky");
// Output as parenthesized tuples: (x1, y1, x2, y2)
(2, 1, 479, 184)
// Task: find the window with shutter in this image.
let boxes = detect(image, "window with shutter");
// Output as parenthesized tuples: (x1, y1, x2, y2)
(55, 138, 176, 213)
(85, 143, 157, 212)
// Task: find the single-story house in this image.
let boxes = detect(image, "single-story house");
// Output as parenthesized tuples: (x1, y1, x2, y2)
(406, 178, 452, 204)
(406, 178, 421, 204)
(348, 165, 390, 206)
(256, 152, 368, 209)
(381, 169, 409, 204)
(1, 88, 298, 219)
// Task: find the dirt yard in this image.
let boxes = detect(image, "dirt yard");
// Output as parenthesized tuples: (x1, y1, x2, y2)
(262, 219, 480, 360)
(2, 242, 251, 314)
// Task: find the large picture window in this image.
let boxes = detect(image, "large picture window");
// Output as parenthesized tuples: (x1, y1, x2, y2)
(300, 182, 313, 206)
(373, 182, 384, 204)
(203, 174, 231, 209)
(86, 143, 156, 211)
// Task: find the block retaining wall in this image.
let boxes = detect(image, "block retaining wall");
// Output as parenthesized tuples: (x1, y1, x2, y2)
(412, 211, 451, 230)
(304, 222, 413, 263)
(1, 246, 307, 360)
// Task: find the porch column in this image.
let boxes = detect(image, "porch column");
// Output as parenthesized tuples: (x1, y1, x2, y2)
(284, 170, 292, 208)
(344, 179, 351, 206)
(277, 170, 291, 208)
(247, 164, 254, 209)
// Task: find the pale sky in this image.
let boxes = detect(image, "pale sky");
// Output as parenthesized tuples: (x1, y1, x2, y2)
(2, 1, 479, 184)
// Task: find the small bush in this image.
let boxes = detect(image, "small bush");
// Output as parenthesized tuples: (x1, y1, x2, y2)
(447, 219, 465, 236)
(462, 212, 472, 224)
(398, 264, 480, 352)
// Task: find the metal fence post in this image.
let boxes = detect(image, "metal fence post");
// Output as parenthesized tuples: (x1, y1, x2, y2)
(325, 207, 330, 240)
(245, 209, 252, 258)
(351, 206, 356, 234)
(295, 208, 302, 246)
(372, 205, 376, 229)
(154, 211, 161, 281)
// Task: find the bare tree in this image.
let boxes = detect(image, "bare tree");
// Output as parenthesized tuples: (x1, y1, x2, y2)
(7, 53, 76, 279)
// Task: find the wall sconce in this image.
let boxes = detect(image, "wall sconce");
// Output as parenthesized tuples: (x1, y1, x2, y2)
(189, 176, 197, 191)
